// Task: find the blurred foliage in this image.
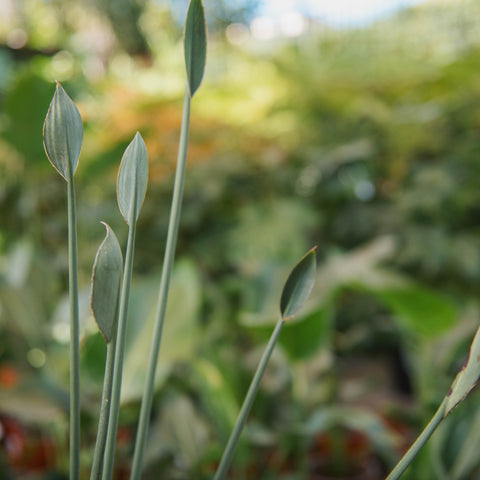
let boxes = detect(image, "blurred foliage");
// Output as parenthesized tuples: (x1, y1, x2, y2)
(1, 0, 480, 479)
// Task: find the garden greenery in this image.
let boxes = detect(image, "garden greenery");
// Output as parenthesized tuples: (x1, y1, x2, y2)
(41, 0, 480, 479)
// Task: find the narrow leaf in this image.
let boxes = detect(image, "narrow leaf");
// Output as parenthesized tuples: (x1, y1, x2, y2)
(445, 325, 480, 416)
(117, 132, 149, 225)
(280, 247, 317, 321)
(43, 82, 83, 181)
(184, 0, 207, 96)
(91, 223, 123, 343)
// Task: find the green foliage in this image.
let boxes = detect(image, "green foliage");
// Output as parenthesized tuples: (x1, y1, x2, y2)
(184, 0, 207, 96)
(2, 1, 480, 479)
(214, 248, 317, 480)
(116, 133, 149, 225)
(3, 72, 53, 170)
(43, 81, 83, 480)
(280, 247, 317, 321)
(246, 305, 331, 361)
(446, 326, 480, 416)
(43, 82, 83, 181)
(366, 285, 457, 338)
(121, 259, 202, 402)
(91, 223, 123, 343)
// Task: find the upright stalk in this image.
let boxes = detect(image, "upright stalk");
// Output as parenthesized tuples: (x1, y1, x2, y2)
(90, 331, 117, 480)
(102, 217, 137, 480)
(67, 178, 80, 480)
(385, 400, 447, 480)
(213, 318, 285, 480)
(129, 85, 191, 480)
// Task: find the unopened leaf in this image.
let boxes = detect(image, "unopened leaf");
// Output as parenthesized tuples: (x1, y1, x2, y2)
(184, 0, 207, 96)
(117, 132, 148, 224)
(43, 82, 83, 181)
(91, 223, 123, 342)
(445, 325, 480, 416)
(280, 247, 317, 320)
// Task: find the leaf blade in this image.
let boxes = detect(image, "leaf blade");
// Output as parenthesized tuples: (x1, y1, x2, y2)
(445, 325, 480, 416)
(280, 247, 317, 320)
(368, 285, 457, 338)
(117, 132, 149, 225)
(184, 0, 207, 97)
(91, 223, 123, 343)
(43, 82, 83, 181)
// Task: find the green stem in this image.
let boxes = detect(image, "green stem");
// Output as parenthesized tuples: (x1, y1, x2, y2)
(90, 332, 117, 480)
(102, 219, 137, 480)
(129, 85, 192, 480)
(385, 400, 447, 480)
(213, 318, 285, 480)
(67, 178, 80, 480)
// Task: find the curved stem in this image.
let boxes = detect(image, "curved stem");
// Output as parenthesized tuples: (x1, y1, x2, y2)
(90, 333, 117, 480)
(385, 399, 447, 480)
(67, 178, 80, 480)
(102, 219, 137, 480)
(213, 319, 285, 480)
(129, 85, 191, 480)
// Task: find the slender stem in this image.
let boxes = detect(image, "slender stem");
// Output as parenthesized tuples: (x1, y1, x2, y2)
(102, 219, 137, 480)
(90, 332, 117, 480)
(67, 178, 80, 480)
(385, 399, 447, 480)
(129, 85, 192, 480)
(213, 318, 285, 480)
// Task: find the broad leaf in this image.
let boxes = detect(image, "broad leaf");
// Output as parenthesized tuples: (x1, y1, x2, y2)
(246, 305, 331, 361)
(280, 247, 317, 320)
(117, 132, 149, 225)
(184, 0, 207, 96)
(91, 223, 123, 342)
(121, 259, 202, 401)
(445, 325, 480, 416)
(368, 285, 457, 338)
(43, 82, 83, 181)
(193, 359, 241, 439)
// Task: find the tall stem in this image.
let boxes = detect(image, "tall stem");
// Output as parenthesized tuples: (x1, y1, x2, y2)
(385, 400, 447, 480)
(129, 85, 191, 480)
(90, 332, 117, 480)
(213, 319, 285, 480)
(102, 219, 137, 480)
(67, 178, 80, 480)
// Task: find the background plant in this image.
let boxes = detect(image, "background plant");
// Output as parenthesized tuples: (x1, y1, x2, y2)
(1, 1, 480, 479)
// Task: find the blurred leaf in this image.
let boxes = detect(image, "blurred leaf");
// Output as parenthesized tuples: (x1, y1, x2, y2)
(449, 407, 480, 479)
(91, 223, 122, 343)
(192, 356, 243, 441)
(184, 0, 207, 96)
(117, 132, 148, 225)
(304, 405, 396, 445)
(144, 393, 210, 470)
(43, 82, 83, 181)
(0, 374, 67, 422)
(121, 258, 202, 402)
(303, 405, 398, 468)
(445, 325, 480, 416)
(369, 285, 457, 338)
(280, 307, 331, 360)
(280, 247, 317, 320)
(81, 332, 108, 384)
(0, 242, 48, 346)
(2, 71, 53, 169)
(244, 305, 331, 361)
(227, 200, 318, 269)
